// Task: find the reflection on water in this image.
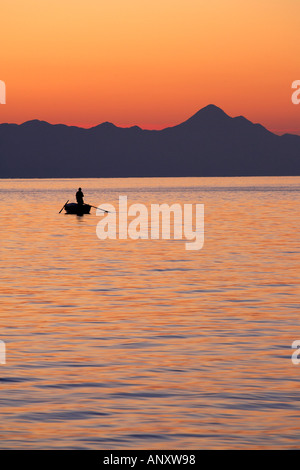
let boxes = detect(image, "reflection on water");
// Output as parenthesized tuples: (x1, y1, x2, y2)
(0, 176, 300, 449)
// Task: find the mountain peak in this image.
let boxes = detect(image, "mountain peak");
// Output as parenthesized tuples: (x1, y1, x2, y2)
(89, 121, 117, 131)
(177, 104, 230, 129)
(191, 104, 229, 119)
(21, 119, 51, 127)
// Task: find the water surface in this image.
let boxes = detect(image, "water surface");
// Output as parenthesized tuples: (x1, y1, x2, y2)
(0, 177, 300, 449)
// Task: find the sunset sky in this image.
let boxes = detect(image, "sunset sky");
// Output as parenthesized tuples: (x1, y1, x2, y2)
(1, 0, 299, 134)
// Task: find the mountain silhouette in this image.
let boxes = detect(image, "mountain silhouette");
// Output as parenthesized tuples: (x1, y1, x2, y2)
(0, 105, 299, 177)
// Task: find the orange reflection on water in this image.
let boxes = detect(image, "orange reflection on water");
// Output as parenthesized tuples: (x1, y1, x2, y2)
(0, 177, 300, 449)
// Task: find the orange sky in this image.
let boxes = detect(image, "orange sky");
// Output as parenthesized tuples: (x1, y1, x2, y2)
(1, 0, 300, 134)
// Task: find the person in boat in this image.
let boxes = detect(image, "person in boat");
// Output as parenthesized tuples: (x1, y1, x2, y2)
(76, 187, 84, 206)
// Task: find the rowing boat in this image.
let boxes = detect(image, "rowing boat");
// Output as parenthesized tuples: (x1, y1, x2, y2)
(64, 203, 91, 215)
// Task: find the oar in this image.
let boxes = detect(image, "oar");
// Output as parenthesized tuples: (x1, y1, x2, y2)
(59, 200, 69, 214)
(89, 205, 113, 214)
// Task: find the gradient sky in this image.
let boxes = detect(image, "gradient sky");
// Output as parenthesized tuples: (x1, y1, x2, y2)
(1, 0, 300, 133)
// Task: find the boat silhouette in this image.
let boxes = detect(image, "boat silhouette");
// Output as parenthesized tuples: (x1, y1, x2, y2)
(64, 203, 91, 215)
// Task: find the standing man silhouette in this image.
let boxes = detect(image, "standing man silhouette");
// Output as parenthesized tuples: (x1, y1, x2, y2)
(76, 187, 84, 206)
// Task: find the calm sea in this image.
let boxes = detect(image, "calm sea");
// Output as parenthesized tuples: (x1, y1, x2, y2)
(0, 176, 300, 449)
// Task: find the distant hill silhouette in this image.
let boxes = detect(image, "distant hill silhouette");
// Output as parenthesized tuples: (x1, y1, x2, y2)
(0, 104, 300, 177)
